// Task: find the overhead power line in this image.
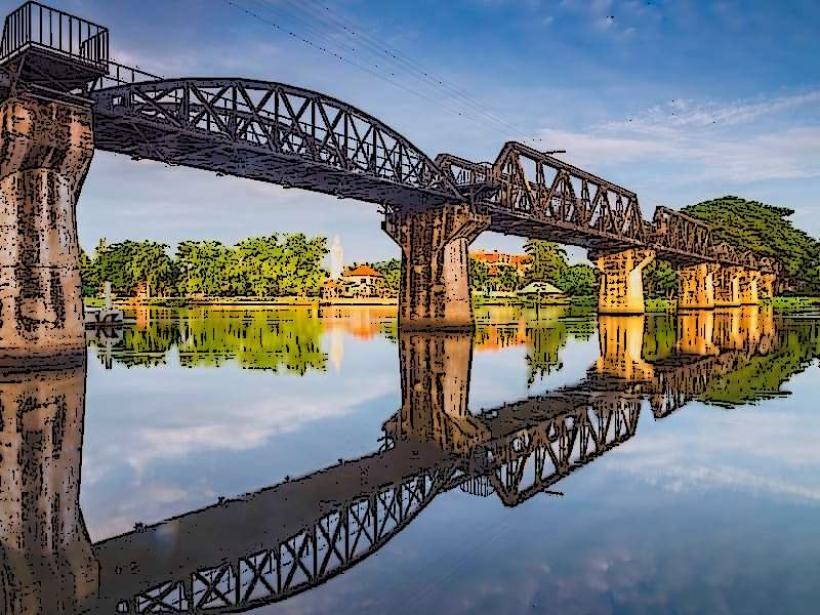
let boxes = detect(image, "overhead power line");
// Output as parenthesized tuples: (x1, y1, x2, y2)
(222, 0, 550, 149)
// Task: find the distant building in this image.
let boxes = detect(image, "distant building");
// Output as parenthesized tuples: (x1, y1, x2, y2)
(518, 281, 566, 299)
(321, 264, 395, 300)
(471, 250, 532, 277)
(321, 278, 341, 300)
(344, 264, 384, 296)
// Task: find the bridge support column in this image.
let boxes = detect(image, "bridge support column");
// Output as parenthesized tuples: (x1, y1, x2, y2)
(592, 248, 655, 314)
(759, 273, 776, 300)
(0, 358, 98, 613)
(739, 269, 760, 305)
(383, 204, 490, 329)
(676, 310, 718, 356)
(715, 266, 743, 307)
(390, 330, 488, 453)
(596, 315, 654, 381)
(0, 96, 94, 362)
(677, 263, 717, 310)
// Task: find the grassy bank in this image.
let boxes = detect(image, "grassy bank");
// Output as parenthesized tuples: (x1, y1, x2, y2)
(765, 296, 820, 310)
(83, 295, 820, 313)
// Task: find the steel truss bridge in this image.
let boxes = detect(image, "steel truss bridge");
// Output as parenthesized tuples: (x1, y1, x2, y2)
(0, 3, 777, 273)
(91, 325, 784, 614)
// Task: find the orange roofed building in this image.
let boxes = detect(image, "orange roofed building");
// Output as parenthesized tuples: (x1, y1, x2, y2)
(322, 264, 395, 300)
(470, 250, 533, 277)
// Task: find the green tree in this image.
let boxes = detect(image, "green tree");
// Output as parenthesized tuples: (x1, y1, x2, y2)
(95, 240, 174, 296)
(131, 241, 175, 296)
(643, 259, 678, 299)
(176, 241, 231, 296)
(79, 248, 99, 297)
(229, 235, 281, 296)
(682, 196, 820, 292)
(557, 264, 596, 296)
(469, 257, 490, 293)
(524, 239, 568, 284)
(277, 234, 329, 296)
(494, 267, 520, 292)
(373, 258, 402, 291)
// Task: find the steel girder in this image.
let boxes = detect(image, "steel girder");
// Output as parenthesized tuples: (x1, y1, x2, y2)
(126, 463, 458, 613)
(90, 78, 461, 209)
(439, 143, 780, 271)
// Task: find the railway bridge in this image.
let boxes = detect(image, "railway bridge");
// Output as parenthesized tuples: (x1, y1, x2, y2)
(0, 2, 781, 360)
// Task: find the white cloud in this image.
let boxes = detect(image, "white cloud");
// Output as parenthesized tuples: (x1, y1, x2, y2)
(539, 91, 820, 184)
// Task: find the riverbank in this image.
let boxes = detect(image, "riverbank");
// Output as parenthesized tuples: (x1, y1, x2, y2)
(83, 296, 397, 308)
(82, 295, 820, 312)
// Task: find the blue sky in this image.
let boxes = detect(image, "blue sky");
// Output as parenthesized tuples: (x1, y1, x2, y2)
(58, 0, 820, 263)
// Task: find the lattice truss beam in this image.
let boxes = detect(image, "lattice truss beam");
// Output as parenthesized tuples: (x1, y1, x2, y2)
(478, 397, 641, 506)
(128, 464, 458, 613)
(438, 143, 780, 271)
(439, 142, 646, 247)
(91, 79, 460, 208)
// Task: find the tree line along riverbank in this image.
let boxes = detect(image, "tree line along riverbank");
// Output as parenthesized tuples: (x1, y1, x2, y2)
(80, 196, 820, 304)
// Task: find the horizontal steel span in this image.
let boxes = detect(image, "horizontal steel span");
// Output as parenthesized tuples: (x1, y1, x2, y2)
(87, 77, 776, 271)
(437, 143, 778, 270)
(90, 78, 461, 209)
(0, 2, 782, 277)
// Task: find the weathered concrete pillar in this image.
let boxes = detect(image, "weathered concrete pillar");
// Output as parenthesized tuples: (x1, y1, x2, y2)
(0, 358, 98, 613)
(592, 248, 655, 314)
(0, 96, 94, 362)
(714, 266, 743, 307)
(677, 262, 717, 310)
(596, 315, 655, 381)
(383, 203, 490, 329)
(385, 330, 488, 453)
(758, 273, 776, 300)
(676, 310, 718, 356)
(738, 269, 760, 305)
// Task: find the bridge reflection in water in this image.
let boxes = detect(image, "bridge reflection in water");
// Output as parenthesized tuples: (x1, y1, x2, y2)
(1, 308, 817, 613)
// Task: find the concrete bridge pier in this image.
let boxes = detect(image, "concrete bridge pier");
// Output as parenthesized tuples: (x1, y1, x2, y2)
(0, 95, 94, 362)
(715, 266, 743, 307)
(678, 263, 717, 310)
(738, 269, 760, 305)
(392, 330, 488, 453)
(596, 315, 655, 381)
(592, 248, 655, 314)
(759, 273, 776, 300)
(384, 203, 490, 329)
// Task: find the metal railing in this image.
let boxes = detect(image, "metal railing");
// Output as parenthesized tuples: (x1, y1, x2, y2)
(0, 1, 109, 66)
(91, 60, 161, 91)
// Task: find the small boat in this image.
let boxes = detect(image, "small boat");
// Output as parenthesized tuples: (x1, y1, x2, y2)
(85, 281, 124, 329)
(84, 307, 124, 328)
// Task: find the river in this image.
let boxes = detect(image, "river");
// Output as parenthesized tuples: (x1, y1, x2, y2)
(3, 305, 820, 613)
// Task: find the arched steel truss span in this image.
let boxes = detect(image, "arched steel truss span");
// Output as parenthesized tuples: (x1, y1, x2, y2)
(91, 78, 461, 209)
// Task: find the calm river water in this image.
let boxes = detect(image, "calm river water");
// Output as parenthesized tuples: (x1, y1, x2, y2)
(6, 305, 820, 613)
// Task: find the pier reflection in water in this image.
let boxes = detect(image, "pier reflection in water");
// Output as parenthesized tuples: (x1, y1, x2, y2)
(2, 306, 819, 613)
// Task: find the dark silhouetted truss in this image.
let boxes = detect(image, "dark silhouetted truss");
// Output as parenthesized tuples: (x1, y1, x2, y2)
(0, 2, 785, 274)
(90, 79, 462, 209)
(133, 465, 455, 612)
(440, 142, 646, 251)
(474, 394, 641, 506)
(439, 144, 780, 271)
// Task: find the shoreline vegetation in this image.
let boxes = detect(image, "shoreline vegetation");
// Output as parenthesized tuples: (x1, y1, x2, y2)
(83, 295, 820, 311)
(80, 197, 820, 310)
